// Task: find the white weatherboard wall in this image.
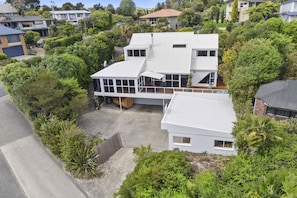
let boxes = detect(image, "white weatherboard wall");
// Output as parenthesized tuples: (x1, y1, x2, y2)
(161, 92, 237, 155)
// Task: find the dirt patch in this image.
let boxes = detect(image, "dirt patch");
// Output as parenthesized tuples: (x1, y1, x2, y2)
(186, 152, 231, 174)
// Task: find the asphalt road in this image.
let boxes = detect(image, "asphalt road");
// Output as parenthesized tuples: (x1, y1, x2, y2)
(0, 83, 26, 198)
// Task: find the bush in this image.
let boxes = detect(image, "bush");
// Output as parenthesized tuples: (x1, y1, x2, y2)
(0, 53, 7, 60)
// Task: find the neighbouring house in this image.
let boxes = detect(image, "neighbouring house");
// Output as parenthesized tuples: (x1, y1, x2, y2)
(91, 32, 221, 107)
(0, 16, 49, 36)
(279, 0, 297, 22)
(140, 9, 181, 30)
(161, 92, 237, 155)
(225, 0, 264, 22)
(254, 80, 297, 119)
(0, 25, 27, 57)
(50, 10, 91, 25)
(0, 3, 18, 20)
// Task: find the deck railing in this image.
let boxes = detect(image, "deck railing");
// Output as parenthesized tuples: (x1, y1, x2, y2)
(138, 86, 228, 94)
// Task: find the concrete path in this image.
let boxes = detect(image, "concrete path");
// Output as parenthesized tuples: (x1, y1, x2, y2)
(0, 85, 87, 198)
(1, 135, 86, 198)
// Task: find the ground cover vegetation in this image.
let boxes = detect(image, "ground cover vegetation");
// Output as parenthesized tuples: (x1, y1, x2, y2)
(2, 0, 297, 192)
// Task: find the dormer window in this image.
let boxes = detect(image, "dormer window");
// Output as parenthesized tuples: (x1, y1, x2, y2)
(197, 50, 208, 56)
(127, 49, 146, 57)
(173, 44, 186, 48)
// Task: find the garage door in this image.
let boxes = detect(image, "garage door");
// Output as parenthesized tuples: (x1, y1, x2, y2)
(2, 46, 24, 58)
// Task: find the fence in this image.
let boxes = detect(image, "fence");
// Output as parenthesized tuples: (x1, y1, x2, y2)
(96, 133, 123, 165)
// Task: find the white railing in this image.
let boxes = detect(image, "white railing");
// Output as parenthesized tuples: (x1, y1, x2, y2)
(138, 86, 228, 94)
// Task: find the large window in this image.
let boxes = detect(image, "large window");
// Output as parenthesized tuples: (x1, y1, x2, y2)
(116, 79, 135, 94)
(199, 72, 215, 85)
(93, 79, 101, 92)
(197, 50, 208, 56)
(266, 107, 296, 118)
(214, 140, 233, 148)
(127, 49, 146, 57)
(166, 74, 179, 87)
(7, 34, 20, 43)
(173, 136, 191, 144)
(103, 79, 114, 93)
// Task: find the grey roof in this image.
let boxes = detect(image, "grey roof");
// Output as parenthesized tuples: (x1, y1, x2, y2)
(1, 16, 48, 22)
(0, 25, 24, 35)
(255, 80, 297, 111)
(279, 12, 297, 16)
(0, 3, 17, 14)
(281, 0, 297, 5)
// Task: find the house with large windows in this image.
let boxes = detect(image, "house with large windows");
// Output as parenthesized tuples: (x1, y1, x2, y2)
(161, 92, 237, 155)
(50, 10, 91, 25)
(91, 32, 221, 107)
(254, 80, 297, 119)
(0, 25, 27, 57)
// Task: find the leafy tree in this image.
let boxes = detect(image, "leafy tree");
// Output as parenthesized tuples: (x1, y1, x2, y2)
(178, 9, 202, 28)
(15, 68, 87, 119)
(74, 2, 84, 10)
(227, 39, 283, 110)
(106, 4, 115, 14)
(282, 20, 297, 43)
(91, 10, 112, 31)
(57, 22, 75, 37)
(62, 2, 74, 10)
(231, 0, 238, 22)
(117, 0, 136, 17)
(24, 30, 40, 46)
(65, 36, 113, 75)
(93, 3, 104, 10)
(39, 53, 88, 86)
(233, 115, 283, 155)
(247, 1, 279, 20)
(116, 146, 191, 197)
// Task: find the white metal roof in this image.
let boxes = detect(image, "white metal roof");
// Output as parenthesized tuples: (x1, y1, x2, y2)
(50, 10, 90, 14)
(91, 58, 145, 78)
(91, 32, 218, 78)
(162, 92, 236, 133)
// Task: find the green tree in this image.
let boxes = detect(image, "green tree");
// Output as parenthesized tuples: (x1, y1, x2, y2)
(247, 1, 279, 19)
(74, 2, 84, 10)
(117, 0, 136, 17)
(233, 115, 283, 155)
(24, 30, 40, 46)
(39, 53, 88, 86)
(91, 10, 112, 31)
(227, 39, 283, 110)
(106, 4, 115, 14)
(62, 2, 74, 10)
(231, 0, 238, 23)
(25, 0, 40, 9)
(178, 9, 202, 27)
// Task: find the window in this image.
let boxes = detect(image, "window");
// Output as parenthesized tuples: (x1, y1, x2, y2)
(115, 79, 135, 93)
(103, 78, 114, 93)
(140, 50, 146, 57)
(93, 79, 101, 92)
(266, 107, 296, 118)
(199, 72, 215, 85)
(7, 34, 20, 43)
(134, 50, 139, 57)
(0, 38, 2, 45)
(165, 74, 180, 87)
(128, 50, 133, 57)
(197, 50, 208, 56)
(173, 44, 186, 48)
(77, 13, 83, 17)
(214, 140, 233, 148)
(173, 136, 191, 144)
(210, 50, 216, 56)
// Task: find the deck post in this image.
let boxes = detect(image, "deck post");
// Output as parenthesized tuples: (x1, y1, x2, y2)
(119, 97, 122, 112)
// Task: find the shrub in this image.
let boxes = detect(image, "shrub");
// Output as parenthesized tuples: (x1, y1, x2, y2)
(0, 53, 7, 60)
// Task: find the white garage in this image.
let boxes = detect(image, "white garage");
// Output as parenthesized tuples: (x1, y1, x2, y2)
(161, 92, 237, 156)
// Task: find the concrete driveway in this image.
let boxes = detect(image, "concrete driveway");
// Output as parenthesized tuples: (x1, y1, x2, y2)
(78, 104, 168, 151)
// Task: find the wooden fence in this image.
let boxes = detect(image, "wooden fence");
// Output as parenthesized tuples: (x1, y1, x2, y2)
(96, 133, 123, 165)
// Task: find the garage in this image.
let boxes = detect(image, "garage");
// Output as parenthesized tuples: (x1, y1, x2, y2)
(2, 46, 24, 58)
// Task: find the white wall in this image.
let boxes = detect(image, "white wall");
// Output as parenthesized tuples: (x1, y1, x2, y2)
(168, 131, 237, 155)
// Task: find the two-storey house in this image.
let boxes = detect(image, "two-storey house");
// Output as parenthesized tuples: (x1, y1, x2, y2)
(0, 3, 17, 20)
(279, 0, 297, 22)
(140, 9, 181, 30)
(50, 10, 91, 25)
(0, 16, 49, 36)
(225, 0, 264, 22)
(0, 25, 27, 57)
(91, 32, 222, 108)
